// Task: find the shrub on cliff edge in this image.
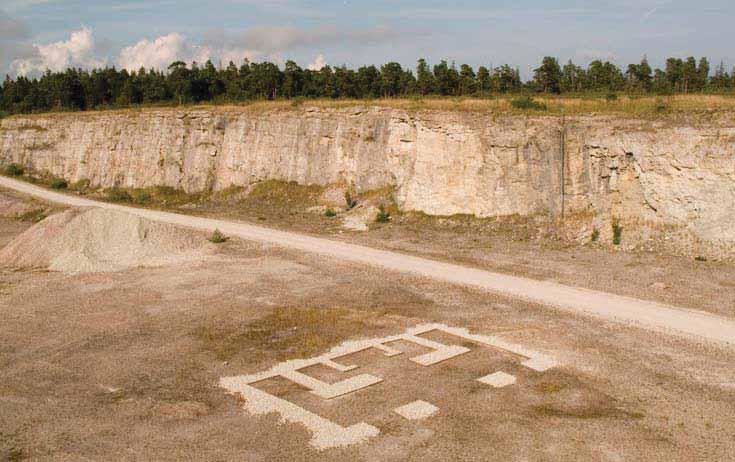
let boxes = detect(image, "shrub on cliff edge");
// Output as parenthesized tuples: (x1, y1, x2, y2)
(511, 96, 547, 111)
(612, 220, 623, 245)
(3, 164, 24, 176)
(376, 204, 391, 223)
(50, 178, 68, 189)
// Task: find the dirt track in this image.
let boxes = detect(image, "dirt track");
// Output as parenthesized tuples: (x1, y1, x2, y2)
(2, 180, 735, 461)
(1, 176, 733, 345)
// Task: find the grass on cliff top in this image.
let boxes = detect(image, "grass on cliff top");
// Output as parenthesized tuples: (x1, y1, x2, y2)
(5, 94, 735, 120)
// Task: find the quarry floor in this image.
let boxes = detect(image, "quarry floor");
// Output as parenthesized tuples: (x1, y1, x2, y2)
(1, 185, 735, 461)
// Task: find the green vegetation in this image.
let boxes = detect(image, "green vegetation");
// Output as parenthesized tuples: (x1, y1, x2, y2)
(375, 204, 391, 223)
(14, 123, 47, 131)
(0, 54, 730, 116)
(344, 190, 357, 210)
(148, 185, 200, 206)
(50, 178, 68, 189)
(591, 228, 600, 242)
(511, 96, 547, 111)
(248, 179, 321, 206)
(18, 209, 47, 222)
(655, 98, 670, 112)
(105, 187, 133, 202)
(612, 220, 623, 245)
(101, 185, 200, 206)
(695, 256, 708, 262)
(208, 229, 228, 244)
(3, 163, 24, 176)
(9, 169, 76, 191)
(70, 178, 91, 193)
(324, 208, 337, 217)
(131, 190, 151, 204)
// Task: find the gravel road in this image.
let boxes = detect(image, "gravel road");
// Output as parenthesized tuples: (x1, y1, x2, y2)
(2, 175, 733, 345)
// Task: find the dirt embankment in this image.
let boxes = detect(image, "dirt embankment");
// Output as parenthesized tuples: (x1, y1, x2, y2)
(0, 207, 218, 273)
(0, 190, 48, 220)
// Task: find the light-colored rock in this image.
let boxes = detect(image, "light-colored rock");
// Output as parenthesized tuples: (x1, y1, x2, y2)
(650, 282, 671, 291)
(319, 184, 348, 208)
(394, 400, 439, 420)
(1, 107, 733, 258)
(342, 204, 378, 231)
(477, 371, 517, 388)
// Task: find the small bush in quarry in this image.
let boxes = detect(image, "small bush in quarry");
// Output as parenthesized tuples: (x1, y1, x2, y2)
(3, 163, 24, 176)
(375, 204, 391, 223)
(105, 188, 133, 202)
(344, 191, 357, 210)
(50, 178, 68, 189)
(208, 229, 228, 244)
(612, 220, 623, 245)
(511, 96, 547, 111)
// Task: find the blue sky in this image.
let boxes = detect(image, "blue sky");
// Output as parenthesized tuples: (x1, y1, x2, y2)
(1, 0, 733, 78)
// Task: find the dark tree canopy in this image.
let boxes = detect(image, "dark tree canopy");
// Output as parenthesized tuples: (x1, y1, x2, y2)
(0, 55, 731, 116)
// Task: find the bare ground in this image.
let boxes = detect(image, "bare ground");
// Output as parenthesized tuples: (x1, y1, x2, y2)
(4, 180, 734, 318)
(179, 188, 735, 319)
(1, 214, 734, 461)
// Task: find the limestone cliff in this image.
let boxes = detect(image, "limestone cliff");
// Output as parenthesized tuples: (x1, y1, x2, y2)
(1, 106, 733, 258)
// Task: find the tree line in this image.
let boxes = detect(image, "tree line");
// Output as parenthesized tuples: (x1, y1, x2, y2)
(1, 56, 733, 115)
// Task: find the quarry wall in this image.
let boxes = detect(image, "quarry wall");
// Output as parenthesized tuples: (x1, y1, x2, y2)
(1, 106, 734, 258)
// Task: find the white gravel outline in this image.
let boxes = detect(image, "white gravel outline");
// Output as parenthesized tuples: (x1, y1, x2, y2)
(219, 323, 557, 450)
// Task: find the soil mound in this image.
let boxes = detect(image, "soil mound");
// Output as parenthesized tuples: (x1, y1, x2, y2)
(0, 208, 216, 273)
(0, 192, 45, 218)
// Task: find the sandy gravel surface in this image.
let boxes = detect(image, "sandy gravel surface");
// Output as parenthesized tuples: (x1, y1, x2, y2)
(1, 230, 733, 461)
(1, 176, 733, 346)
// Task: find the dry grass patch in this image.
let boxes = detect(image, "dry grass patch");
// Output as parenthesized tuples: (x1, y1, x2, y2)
(247, 180, 323, 207)
(26, 141, 54, 151)
(528, 373, 646, 421)
(7, 94, 735, 121)
(534, 381, 567, 394)
(16, 209, 47, 222)
(208, 185, 247, 202)
(99, 185, 201, 207)
(0, 281, 13, 295)
(12, 123, 47, 131)
(196, 306, 389, 362)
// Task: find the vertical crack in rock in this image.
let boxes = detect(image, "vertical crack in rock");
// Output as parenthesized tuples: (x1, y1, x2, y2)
(1, 108, 733, 258)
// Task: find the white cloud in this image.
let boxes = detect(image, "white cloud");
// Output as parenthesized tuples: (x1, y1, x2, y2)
(117, 33, 263, 71)
(118, 25, 379, 72)
(218, 47, 260, 66)
(119, 33, 189, 70)
(11, 27, 106, 75)
(4, 24, 398, 76)
(308, 54, 327, 71)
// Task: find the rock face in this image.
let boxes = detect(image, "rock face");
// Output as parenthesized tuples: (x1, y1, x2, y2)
(1, 106, 734, 258)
